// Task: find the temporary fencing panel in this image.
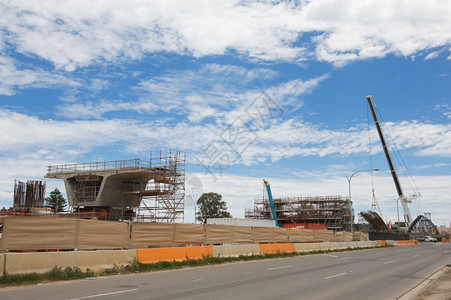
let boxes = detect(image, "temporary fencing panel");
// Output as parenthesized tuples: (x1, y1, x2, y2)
(344, 231, 353, 242)
(253, 227, 288, 243)
(359, 232, 369, 241)
(231, 226, 253, 244)
(78, 219, 129, 249)
(253, 227, 272, 243)
(301, 229, 315, 242)
(334, 231, 344, 242)
(314, 230, 334, 242)
(273, 227, 289, 243)
(0, 217, 77, 250)
(0, 217, 129, 250)
(131, 223, 175, 247)
(173, 223, 205, 245)
(288, 228, 302, 242)
(206, 225, 233, 244)
(0, 216, 370, 251)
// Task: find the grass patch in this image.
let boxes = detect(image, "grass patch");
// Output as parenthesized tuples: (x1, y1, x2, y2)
(0, 266, 96, 287)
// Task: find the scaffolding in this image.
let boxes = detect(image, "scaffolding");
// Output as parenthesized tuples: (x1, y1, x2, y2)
(136, 151, 186, 223)
(245, 195, 352, 230)
(45, 151, 185, 222)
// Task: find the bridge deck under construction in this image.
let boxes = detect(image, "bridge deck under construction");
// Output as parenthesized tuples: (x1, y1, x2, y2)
(245, 195, 352, 230)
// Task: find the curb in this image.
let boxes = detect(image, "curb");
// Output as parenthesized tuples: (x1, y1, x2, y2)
(397, 264, 451, 300)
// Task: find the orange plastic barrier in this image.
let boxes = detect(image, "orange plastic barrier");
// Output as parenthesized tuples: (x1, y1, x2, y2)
(259, 243, 295, 254)
(377, 240, 387, 246)
(137, 246, 213, 263)
(396, 240, 417, 246)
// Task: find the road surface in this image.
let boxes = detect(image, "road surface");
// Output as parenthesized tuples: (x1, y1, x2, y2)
(1, 243, 450, 300)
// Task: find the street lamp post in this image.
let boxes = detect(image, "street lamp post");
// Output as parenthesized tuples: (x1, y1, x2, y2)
(346, 169, 379, 233)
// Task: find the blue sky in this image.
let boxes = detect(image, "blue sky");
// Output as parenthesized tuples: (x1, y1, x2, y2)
(1, 1, 450, 226)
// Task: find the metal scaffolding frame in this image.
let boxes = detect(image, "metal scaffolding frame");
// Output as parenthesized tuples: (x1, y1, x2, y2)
(245, 195, 352, 230)
(45, 151, 185, 222)
(136, 150, 186, 223)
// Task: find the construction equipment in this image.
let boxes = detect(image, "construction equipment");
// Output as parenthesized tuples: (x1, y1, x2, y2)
(365, 95, 420, 229)
(263, 179, 279, 227)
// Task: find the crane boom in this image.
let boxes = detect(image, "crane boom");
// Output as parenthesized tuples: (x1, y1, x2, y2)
(263, 179, 279, 227)
(365, 95, 413, 227)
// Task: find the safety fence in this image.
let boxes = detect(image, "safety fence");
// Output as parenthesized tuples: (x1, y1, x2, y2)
(0, 217, 368, 251)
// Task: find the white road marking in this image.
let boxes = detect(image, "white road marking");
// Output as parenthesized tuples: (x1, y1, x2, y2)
(322, 254, 338, 258)
(324, 272, 347, 279)
(339, 257, 351, 260)
(266, 265, 292, 271)
(411, 254, 419, 258)
(384, 260, 397, 264)
(191, 279, 202, 282)
(67, 289, 138, 300)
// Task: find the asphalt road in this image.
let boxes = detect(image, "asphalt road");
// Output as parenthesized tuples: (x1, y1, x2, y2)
(1, 243, 450, 300)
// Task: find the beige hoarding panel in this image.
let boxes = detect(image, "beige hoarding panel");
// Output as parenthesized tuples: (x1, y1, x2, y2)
(314, 230, 333, 242)
(174, 223, 205, 245)
(0, 217, 77, 250)
(334, 231, 344, 242)
(231, 226, 253, 244)
(77, 219, 129, 249)
(301, 229, 315, 242)
(273, 227, 288, 243)
(205, 225, 232, 244)
(288, 228, 303, 242)
(344, 231, 353, 242)
(253, 227, 273, 243)
(131, 222, 175, 247)
(360, 232, 369, 241)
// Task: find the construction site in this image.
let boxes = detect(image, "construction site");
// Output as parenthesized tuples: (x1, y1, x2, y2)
(0, 98, 442, 239)
(245, 195, 352, 230)
(3, 151, 186, 222)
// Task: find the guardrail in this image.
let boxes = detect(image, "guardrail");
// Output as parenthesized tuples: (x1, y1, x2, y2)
(46, 158, 152, 174)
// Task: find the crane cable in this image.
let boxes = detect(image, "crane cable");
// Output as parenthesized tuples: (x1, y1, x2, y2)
(366, 104, 377, 209)
(374, 105, 421, 216)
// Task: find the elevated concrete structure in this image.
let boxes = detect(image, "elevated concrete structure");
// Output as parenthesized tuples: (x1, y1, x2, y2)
(45, 159, 159, 209)
(45, 153, 185, 221)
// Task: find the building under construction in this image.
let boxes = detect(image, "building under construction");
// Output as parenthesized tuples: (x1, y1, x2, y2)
(245, 195, 352, 230)
(44, 151, 185, 222)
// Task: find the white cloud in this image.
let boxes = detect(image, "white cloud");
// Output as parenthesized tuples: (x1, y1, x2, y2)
(1, 1, 450, 70)
(425, 51, 440, 60)
(0, 56, 79, 95)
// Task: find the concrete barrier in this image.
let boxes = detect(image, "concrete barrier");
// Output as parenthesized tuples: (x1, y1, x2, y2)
(396, 240, 418, 246)
(0, 240, 404, 276)
(212, 244, 260, 257)
(136, 246, 212, 264)
(259, 243, 295, 254)
(377, 240, 387, 246)
(3, 250, 137, 275)
(294, 241, 378, 253)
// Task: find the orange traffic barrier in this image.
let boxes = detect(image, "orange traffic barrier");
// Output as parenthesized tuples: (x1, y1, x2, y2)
(137, 246, 213, 263)
(377, 240, 387, 246)
(397, 240, 417, 246)
(259, 243, 295, 254)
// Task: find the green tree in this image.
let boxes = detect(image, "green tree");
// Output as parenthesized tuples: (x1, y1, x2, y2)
(45, 188, 67, 212)
(196, 192, 232, 224)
